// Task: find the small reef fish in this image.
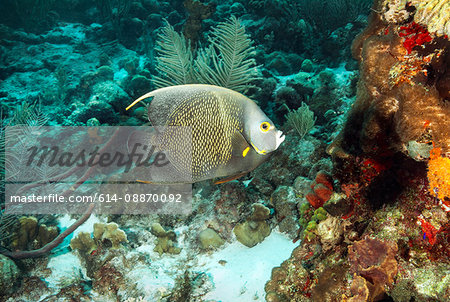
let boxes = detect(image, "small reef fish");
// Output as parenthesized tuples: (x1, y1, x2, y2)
(126, 84, 285, 183)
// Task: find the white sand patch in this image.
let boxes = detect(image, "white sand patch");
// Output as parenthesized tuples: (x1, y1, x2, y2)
(198, 231, 297, 302)
(45, 252, 88, 288)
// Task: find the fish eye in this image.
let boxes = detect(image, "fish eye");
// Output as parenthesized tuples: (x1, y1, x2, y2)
(260, 122, 271, 132)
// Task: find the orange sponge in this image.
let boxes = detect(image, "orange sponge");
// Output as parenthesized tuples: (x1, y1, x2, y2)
(427, 147, 450, 202)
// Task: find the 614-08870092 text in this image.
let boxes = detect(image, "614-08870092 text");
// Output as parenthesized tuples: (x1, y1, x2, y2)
(8, 193, 183, 203)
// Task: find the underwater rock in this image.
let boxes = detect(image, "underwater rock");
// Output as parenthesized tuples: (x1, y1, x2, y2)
(95, 65, 114, 82)
(274, 86, 301, 120)
(68, 80, 129, 124)
(120, 17, 144, 48)
(150, 223, 181, 255)
(183, 0, 216, 45)
(264, 244, 315, 301)
(300, 59, 314, 72)
(317, 216, 344, 252)
(91, 81, 129, 113)
(233, 203, 271, 248)
(270, 186, 299, 237)
(329, 1, 450, 159)
(68, 98, 118, 125)
(198, 228, 225, 250)
(127, 74, 152, 97)
(323, 192, 351, 217)
(266, 51, 293, 75)
(293, 176, 311, 198)
(129, 1, 149, 20)
(0, 254, 20, 296)
(405, 265, 450, 301)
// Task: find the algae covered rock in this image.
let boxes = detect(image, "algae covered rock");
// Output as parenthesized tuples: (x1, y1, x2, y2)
(70, 231, 96, 254)
(93, 222, 127, 249)
(11, 216, 58, 251)
(233, 203, 271, 248)
(0, 254, 20, 296)
(198, 228, 224, 250)
(150, 223, 181, 255)
(317, 216, 344, 252)
(270, 186, 299, 237)
(70, 222, 127, 254)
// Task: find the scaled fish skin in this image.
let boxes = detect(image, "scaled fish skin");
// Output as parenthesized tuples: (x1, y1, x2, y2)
(126, 84, 285, 183)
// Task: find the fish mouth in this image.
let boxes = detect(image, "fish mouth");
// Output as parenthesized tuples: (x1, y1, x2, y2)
(275, 130, 285, 149)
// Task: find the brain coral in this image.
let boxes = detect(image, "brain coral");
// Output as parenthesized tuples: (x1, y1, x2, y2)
(383, 0, 450, 37)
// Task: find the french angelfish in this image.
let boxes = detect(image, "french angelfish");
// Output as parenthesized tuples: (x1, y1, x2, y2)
(126, 84, 285, 183)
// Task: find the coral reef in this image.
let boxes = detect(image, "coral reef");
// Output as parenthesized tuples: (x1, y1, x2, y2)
(2, 0, 448, 301)
(183, 0, 216, 45)
(330, 0, 450, 162)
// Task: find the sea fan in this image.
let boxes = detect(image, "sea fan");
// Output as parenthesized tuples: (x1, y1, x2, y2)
(154, 16, 260, 94)
(194, 16, 260, 93)
(153, 22, 194, 88)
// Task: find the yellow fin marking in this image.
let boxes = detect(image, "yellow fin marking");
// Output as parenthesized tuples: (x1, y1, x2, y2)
(242, 146, 250, 158)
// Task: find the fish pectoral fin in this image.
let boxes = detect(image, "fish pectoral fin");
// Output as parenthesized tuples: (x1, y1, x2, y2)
(230, 131, 251, 158)
(213, 171, 248, 185)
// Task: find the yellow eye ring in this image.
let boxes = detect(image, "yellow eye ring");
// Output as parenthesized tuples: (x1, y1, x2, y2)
(260, 122, 271, 132)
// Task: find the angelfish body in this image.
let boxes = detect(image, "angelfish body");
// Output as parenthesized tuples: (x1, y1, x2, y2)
(127, 84, 285, 183)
